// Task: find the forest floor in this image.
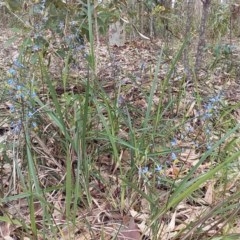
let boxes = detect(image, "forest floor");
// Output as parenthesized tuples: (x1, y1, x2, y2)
(0, 25, 240, 239)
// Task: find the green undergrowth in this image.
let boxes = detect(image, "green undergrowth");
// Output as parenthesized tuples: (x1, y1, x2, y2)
(0, 2, 240, 240)
(1, 41, 240, 239)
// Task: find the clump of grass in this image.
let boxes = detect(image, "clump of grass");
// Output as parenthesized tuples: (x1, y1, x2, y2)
(1, 2, 240, 240)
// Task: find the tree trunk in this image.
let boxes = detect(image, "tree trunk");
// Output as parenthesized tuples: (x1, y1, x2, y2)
(183, 0, 194, 82)
(195, 0, 211, 75)
(109, 20, 126, 46)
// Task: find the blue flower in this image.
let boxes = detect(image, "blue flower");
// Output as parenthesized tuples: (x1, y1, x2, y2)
(7, 78, 16, 86)
(32, 45, 41, 52)
(16, 85, 22, 91)
(171, 152, 177, 160)
(27, 111, 34, 118)
(155, 165, 162, 172)
(140, 62, 145, 71)
(205, 103, 213, 111)
(33, 33, 40, 39)
(209, 93, 222, 103)
(32, 122, 38, 131)
(8, 68, 17, 76)
(31, 91, 37, 98)
(13, 60, 25, 69)
(59, 22, 64, 30)
(206, 143, 212, 150)
(11, 120, 22, 134)
(202, 112, 212, 120)
(70, 21, 78, 26)
(171, 138, 177, 146)
(139, 166, 149, 175)
(118, 95, 125, 106)
(185, 125, 194, 132)
(205, 128, 211, 134)
(9, 105, 15, 113)
(67, 34, 75, 41)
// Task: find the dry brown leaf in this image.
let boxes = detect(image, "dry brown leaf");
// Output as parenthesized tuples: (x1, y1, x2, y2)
(137, 221, 150, 238)
(129, 209, 148, 222)
(204, 181, 215, 205)
(172, 165, 180, 179)
(225, 173, 240, 192)
(167, 211, 176, 232)
(121, 149, 131, 162)
(118, 129, 129, 140)
(135, 99, 147, 109)
(179, 148, 200, 162)
(117, 217, 141, 240)
(186, 101, 196, 117)
(0, 222, 11, 238)
(3, 237, 14, 240)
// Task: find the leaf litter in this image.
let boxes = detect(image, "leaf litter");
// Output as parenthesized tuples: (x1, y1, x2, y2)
(0, 26, 240, 239)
